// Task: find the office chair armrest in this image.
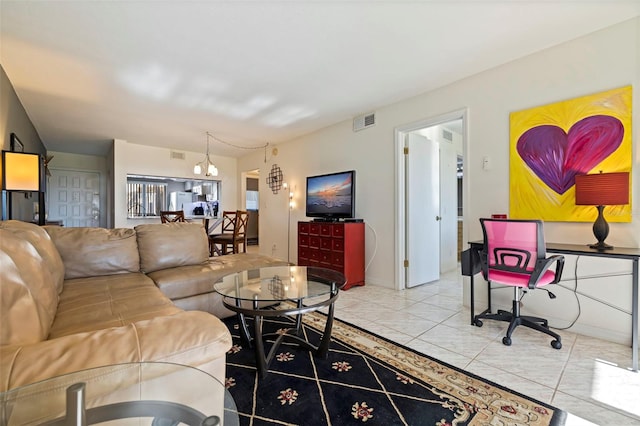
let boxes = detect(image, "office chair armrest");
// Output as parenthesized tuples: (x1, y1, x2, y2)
(527, 255, 565, 289)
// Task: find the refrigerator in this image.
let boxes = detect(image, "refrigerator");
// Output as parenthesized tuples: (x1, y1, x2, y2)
(169, 192, 194, 212)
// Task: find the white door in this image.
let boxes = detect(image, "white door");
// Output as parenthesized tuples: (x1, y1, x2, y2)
(406, 133, 440, 287)
(47, 169, 100, 227)
(439, 141, 459, 273)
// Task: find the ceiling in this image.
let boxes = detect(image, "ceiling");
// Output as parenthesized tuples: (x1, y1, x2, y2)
(2, 1, 638, 157)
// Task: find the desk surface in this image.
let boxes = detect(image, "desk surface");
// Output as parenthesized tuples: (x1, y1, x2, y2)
(469, 241, 640, 259)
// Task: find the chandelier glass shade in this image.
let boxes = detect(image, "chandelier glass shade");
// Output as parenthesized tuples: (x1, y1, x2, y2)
(194, 132, 218, 177)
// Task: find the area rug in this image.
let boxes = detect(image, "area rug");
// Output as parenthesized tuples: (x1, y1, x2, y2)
(223, 311, 566, 426)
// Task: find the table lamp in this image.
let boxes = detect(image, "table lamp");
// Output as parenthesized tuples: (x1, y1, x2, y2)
(575, 171, 629, 250)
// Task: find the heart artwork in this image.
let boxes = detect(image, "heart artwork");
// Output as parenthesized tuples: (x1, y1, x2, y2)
(516, 115, 624, 195)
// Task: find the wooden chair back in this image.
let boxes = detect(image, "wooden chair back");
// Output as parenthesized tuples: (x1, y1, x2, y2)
(209, 210, 249, 255)
(233, 210, 249, 249)
(219, 211, 237, 234)
(160, 210, 185, 223)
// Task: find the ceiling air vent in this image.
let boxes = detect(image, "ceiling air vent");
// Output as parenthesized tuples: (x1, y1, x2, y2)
(170, 151, 186, 160)
(353, 112, 376, 132)
(442, 129, 453, 142)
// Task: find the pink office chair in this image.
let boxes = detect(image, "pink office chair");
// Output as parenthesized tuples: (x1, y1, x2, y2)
(475, 218, 565, 349)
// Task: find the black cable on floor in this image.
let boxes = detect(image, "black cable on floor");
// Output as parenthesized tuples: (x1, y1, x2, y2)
(551, 255, 581, 330)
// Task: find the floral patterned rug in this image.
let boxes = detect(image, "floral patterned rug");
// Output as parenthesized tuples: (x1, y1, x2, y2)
(223, 310, 566, 426)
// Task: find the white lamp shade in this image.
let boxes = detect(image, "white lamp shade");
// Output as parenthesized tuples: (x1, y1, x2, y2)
(193, 164, 202, 175)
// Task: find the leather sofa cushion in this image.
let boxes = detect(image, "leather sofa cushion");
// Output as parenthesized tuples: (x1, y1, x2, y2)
(150, 253, 291, 318)
(0, 223, 63, 346)
(45, 226, 140, 279)
(171, 292, 232, 318)
(49, 273, 180, 339)
(135, 223, 209, 273)
(1, 310, 231, 392)
(0, 220, 65, 295)
(209, 252, 291, 272)
(148, 264, 221, 300)
(149, 253, 290, 300)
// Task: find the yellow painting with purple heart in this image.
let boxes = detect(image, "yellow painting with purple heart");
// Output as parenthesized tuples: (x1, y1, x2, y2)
(509, 85, 632, 222)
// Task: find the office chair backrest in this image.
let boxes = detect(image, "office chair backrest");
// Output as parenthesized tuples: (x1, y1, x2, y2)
(480, 218, 546, 275)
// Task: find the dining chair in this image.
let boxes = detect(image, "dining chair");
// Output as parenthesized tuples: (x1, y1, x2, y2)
(160, 210, 185, 223)
(475, 218, 565, 349)
(209, 210, 248, 256)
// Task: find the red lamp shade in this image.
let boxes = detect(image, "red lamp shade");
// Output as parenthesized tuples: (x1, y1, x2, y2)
(575, 172, 629, 206)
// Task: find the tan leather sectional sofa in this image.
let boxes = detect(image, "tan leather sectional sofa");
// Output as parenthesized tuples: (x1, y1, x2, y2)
(0, 220, 288, 393)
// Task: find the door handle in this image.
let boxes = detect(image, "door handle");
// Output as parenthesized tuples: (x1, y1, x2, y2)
(436, 216, 442, 221)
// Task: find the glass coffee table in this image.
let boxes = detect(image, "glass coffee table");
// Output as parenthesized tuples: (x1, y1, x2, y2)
(215, 266, 347, 378)
(0, 362, 238, 425)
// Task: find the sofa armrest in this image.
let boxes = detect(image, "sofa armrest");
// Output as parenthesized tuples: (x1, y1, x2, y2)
(0, 311, 231, 392)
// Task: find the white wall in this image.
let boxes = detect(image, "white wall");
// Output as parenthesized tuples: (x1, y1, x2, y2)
(113, 139, 238, 228)
(1, 66, 47, 222)
(239, 118, 394, 273)
(239, 17, 640, 345)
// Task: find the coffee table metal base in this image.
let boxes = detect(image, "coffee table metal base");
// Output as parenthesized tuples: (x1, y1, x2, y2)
(44, 383, 222, 425)
(222, 284, 339, 378)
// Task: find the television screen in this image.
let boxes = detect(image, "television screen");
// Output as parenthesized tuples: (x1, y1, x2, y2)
(306, 170, 355, 219)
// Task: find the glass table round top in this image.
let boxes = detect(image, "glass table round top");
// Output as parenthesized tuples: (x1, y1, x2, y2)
(214, 266, 347, 302)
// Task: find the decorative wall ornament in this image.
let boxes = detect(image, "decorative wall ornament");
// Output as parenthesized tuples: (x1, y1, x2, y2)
(509, 85, 632, 222)
(267, 164, 283, 194)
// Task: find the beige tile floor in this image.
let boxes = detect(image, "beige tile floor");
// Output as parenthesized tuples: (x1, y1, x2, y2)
(331, 269, 640, 426)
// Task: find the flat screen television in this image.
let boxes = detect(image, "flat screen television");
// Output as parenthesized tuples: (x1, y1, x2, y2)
(306, 170, 355, 220)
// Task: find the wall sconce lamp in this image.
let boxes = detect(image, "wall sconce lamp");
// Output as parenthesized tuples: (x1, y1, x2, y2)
(283, 182, 295, 262)
(575, 171, 630, 250)
(287, 188, 294, 210)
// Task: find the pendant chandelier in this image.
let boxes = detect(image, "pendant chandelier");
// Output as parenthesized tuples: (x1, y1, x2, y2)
(193, 132, 218, 177)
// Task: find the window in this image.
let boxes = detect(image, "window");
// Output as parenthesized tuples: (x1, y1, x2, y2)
(246, 191, 259, 210)
(127, 181, 167, 218)
(126, 174, 222, 218)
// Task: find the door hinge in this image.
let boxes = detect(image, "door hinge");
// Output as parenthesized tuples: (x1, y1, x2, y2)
(404, 259, 409, 268)
(404, 147, 409, 155)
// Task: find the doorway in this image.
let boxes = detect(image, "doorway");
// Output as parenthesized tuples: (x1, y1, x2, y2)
(243, 169, 260, 248)
(395, 110, 466, 290)
(47, 169, 101, 227)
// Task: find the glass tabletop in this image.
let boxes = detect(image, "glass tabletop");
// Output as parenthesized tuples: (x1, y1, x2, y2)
(0, 362, 238, 426)
(214, 266, 347, 302)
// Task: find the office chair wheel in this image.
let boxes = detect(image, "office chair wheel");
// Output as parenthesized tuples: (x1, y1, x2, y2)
(474, 319, 483, 327)
(551, 340, 562, 350)
(502, 336, 512, 346)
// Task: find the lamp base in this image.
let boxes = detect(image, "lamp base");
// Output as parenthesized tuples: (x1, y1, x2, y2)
(588, 241, 613, 250)
(590, 205, 613, 251)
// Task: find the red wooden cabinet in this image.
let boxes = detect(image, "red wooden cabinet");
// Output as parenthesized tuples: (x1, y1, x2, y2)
(297, 221, 365, 290)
